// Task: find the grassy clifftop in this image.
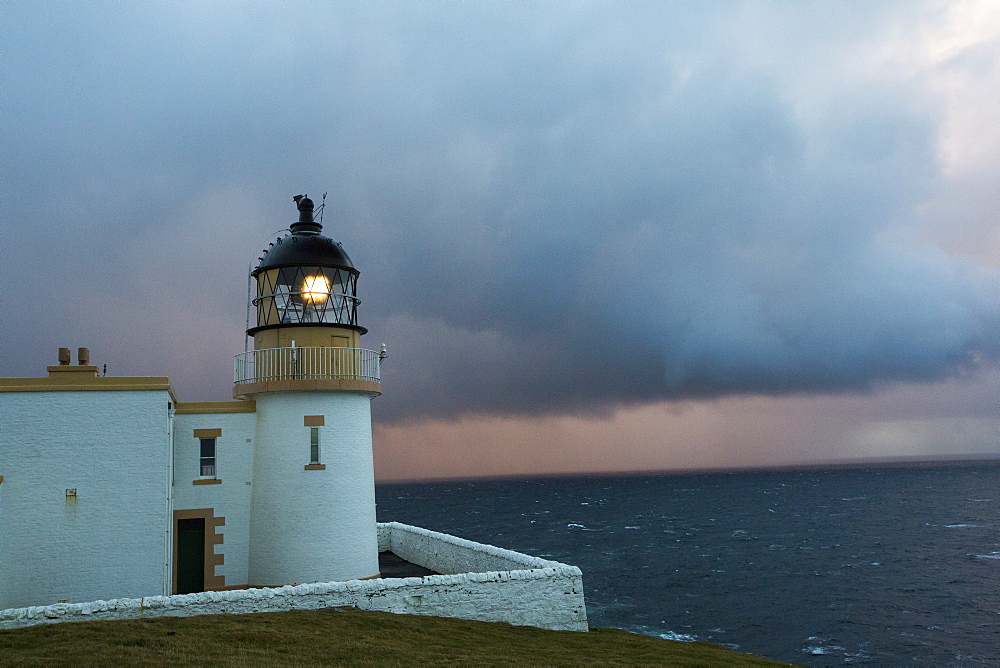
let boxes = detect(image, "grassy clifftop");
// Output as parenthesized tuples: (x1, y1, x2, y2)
(1, 608, 789, 666)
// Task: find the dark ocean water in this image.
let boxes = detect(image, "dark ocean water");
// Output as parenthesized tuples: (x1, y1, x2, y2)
(375, 463, 1000, 666)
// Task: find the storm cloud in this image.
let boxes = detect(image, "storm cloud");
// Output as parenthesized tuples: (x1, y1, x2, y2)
(2, 1, 998, 425)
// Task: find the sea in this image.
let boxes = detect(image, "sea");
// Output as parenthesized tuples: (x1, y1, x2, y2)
(375, 462, 1000, 666)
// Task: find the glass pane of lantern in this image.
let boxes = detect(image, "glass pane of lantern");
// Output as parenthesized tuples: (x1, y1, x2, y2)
(276, 267, 303, 323)
(255, 270, 283, 327)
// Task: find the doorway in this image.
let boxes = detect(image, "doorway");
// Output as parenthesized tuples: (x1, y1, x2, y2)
(175, 518, 205, 594)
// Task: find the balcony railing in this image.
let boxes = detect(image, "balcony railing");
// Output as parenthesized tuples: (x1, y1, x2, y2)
(234, 347, 381, 385)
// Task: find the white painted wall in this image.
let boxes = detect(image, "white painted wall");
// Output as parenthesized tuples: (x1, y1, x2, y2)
(0, 523, 589, 632)
(0, 390, 172, 609)
(171, 411, 256, 587)
(378, 522, 566, 574)
(248, 391, 379, 585)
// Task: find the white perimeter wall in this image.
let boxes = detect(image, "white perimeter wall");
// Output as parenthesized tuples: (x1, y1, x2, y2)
(0, 523, 588, 632)
(171, 411, 256, 587)
(377, 522, 566, 574)
(0, 390, 172, 609)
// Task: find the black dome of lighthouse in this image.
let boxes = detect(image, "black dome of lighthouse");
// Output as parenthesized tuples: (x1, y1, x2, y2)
(253, 235, 355, 273)
(253, 195, 356, 275)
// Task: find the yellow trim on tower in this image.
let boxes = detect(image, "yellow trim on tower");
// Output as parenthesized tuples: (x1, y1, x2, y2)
(303, 415, 325, 426)
(192, 479, 222, 485)
(234, 378, 381, 399)
(193, 428, 222, 438)
(252, 325, 361, 350)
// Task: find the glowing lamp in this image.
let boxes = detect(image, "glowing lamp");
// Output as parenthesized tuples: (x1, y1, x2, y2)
(302, 275, 331, 302)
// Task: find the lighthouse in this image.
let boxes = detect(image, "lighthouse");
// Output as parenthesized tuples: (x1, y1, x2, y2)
(235, 195, 382, 585)
(0, 193, 587, 631)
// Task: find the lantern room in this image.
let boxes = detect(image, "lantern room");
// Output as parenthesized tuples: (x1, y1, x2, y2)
(248, 195, 366, 351)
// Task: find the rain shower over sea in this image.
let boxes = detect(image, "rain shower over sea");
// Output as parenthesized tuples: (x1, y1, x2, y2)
(375, 462, 1000, 665)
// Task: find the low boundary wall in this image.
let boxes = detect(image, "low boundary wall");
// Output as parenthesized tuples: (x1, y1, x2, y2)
(0, 523, 588, 632)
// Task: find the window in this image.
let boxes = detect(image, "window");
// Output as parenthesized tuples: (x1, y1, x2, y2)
(309, 428, 320, 465)
(200, 438, 216, 477)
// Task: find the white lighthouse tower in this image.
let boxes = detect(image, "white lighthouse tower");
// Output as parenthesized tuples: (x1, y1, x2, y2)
(235, 195, 382, 585)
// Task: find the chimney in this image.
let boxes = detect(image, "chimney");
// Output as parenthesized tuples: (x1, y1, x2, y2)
(78, 348, 90, 366)
(58, 348, 71, 365)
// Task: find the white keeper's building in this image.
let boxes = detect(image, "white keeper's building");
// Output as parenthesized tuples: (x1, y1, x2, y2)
(0, 195, 385, 608)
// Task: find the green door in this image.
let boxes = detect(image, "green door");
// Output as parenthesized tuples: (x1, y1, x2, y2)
(176, 518, 205, 594)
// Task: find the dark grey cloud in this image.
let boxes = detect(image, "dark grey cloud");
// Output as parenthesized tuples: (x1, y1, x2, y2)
(1, 2, 997, 424)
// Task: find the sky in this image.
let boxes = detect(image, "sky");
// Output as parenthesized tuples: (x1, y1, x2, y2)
(2, 1, 998, 481)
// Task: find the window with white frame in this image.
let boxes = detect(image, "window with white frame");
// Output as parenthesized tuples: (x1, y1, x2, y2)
(200, 437, 217, 476)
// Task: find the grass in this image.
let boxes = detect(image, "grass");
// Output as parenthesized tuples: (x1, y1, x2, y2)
(0, 608, 793, 666)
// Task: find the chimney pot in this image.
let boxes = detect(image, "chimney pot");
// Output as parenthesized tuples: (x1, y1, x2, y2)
(78, 348, 90, 366)
(58, 348, 71, 365)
